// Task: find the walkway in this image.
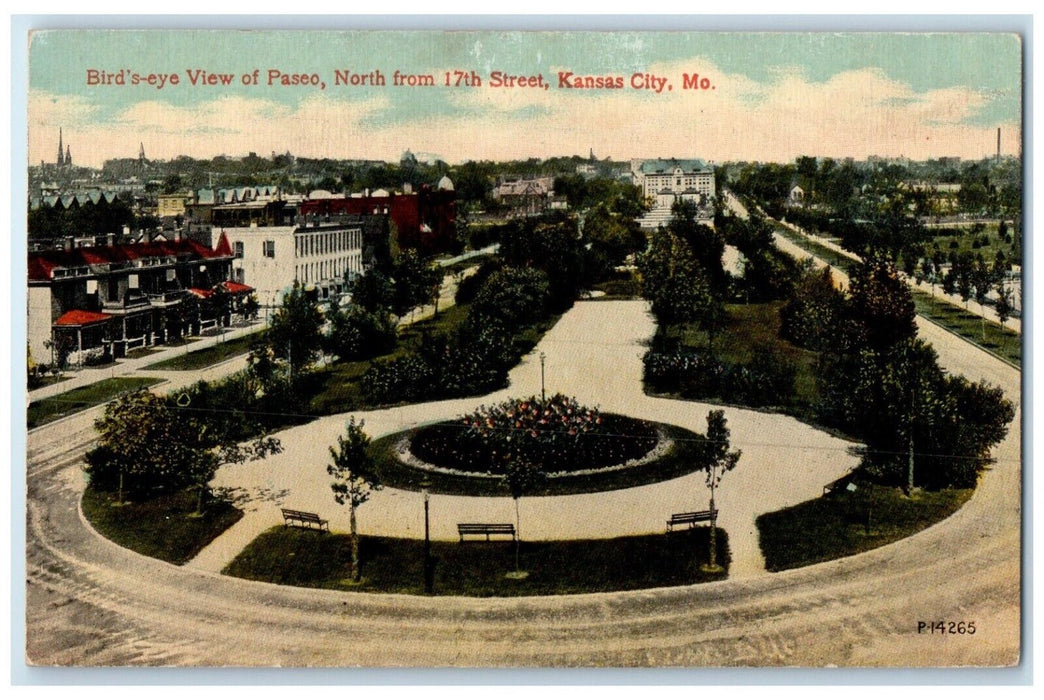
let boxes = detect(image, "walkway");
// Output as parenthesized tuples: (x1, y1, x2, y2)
(192, 300, 859, 579)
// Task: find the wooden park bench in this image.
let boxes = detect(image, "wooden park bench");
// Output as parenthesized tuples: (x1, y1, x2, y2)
(823, 472, 857, 496)
(281, 508, 329, 532)
(457, 523, 516, 542)
(666, 509, 717, 533)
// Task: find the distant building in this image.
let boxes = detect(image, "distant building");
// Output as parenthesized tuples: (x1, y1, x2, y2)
(491, 176, 554, 217)
(27, 234, 243, 366)
(631, 158, 716, 229)
(157, 192, 192, 219)
(788, 184, 805, 207)
(185, 185, 290, 226)
(298, 181, 456, 257)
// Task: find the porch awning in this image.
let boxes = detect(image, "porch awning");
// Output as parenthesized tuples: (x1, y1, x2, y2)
(54, 310, 112, 327)
(220, 281, 254, 294)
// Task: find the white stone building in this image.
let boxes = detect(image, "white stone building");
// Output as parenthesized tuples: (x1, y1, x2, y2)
(220, 221, 365, 312)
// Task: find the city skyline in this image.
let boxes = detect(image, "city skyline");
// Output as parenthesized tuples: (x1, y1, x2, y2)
(28, 31, 1022, 169)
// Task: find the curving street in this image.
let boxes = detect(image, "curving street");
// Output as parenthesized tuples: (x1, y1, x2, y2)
(25, 287, 1021, 666)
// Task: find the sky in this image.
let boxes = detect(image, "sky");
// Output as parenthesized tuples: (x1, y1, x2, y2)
(26, 30, 1024, 168)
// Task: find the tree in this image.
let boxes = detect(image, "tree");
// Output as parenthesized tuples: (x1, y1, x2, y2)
(638, 227, 717, 330)
(241, 293, 260, 321)
(845, 254, 917, 353)
(390, 249, 439, 321)
(324, 303, 397, 361)
(468, 266, 550, 332)
(349, 269, 396, 314)
(266, 281, 324, 380)
(995, 281, 1013, 326)
(500, 457, 547, 575)
(780, 264, 843, 352)
(328, 418, 382, 582)
(700, 410, 741, 572)
(499, 213, 588, 310)
(584, 203, 645, 267)
(85, 389, 281, 509)
(669, 199, 727, 293)
(972, 254, 994, 342)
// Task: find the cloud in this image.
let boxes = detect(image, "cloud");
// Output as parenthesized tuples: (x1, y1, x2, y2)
(28, 90, 100, 129)
(29, 92, 390, 167)
(28, 59, 1020, 168)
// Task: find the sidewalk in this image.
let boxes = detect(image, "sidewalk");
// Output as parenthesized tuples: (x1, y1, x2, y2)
(28, 320, 265, 403)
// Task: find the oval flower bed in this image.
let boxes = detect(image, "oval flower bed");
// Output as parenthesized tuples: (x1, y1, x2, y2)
(410, 394, 659, 476)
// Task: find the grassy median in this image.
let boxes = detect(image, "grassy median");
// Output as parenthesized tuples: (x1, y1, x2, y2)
(27, 376, 164, 428)
(142, 331, 264, 371)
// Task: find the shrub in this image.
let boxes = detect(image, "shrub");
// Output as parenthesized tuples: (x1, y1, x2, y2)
(643, 349, 796, 408)
(361, 355, 437, 405)
(410, 394, 658, 475)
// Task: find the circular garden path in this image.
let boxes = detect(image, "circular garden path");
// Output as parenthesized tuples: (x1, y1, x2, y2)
(197, 300, 860, 578)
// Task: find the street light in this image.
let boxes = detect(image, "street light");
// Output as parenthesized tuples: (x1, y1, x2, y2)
(539, 352, 546, 403)
(422, 487, 433, 594)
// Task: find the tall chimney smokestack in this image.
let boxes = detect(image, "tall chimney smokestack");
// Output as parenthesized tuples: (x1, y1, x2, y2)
(997, 127, 1002, 161)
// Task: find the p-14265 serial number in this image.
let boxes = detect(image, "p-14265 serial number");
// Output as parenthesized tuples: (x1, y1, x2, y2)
(917, 621, 976, 635)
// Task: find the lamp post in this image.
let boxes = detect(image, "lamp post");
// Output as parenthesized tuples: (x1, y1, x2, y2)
(539, 352, 546, 403)
(423, 488, 433, 594)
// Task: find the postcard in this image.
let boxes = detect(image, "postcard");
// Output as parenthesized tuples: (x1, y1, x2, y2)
(23, 27, 1023, 668)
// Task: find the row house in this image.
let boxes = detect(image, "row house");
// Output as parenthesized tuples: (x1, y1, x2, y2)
(27, 234, 250, 367)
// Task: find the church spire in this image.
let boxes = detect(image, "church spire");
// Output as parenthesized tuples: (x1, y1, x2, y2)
(57, 128, 65, 167)
(65, 145, 71, 167)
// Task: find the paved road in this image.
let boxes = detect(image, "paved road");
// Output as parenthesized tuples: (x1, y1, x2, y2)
(25, 292, 1020, 667)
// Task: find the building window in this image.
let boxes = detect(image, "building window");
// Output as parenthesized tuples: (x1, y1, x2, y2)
(234, 241, 244, 258)
(264, 240, 275, 258)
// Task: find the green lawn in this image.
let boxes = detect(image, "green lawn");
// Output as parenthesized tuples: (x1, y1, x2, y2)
(81, 486, 243, 565)
(653, 301, 823, 417)
(304, 303, 472, 415)
(911, 290, 1021, 367)
(756, 485, 972, 572)
(27, 373, 70, 390)
(142, 331, 264, 371)
(27, 376, 164, 428)
(224, 526, 730, 596)
(304, 303, 562, 416)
